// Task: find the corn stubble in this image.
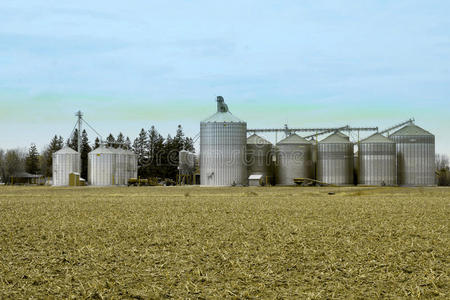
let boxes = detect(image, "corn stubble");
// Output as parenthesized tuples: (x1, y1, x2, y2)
(0, 186, 448, 299)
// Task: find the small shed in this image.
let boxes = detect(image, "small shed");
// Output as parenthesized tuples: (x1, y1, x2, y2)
(69, 172, 81, 186)
(11, 172, 44, 185)
(248, 174, 264, 187)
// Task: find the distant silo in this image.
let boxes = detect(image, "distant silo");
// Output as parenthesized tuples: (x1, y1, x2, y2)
(125, 149, 138, 180)
(88, 145, 116, 186)
(311, 139, 318, 180)
(318, 132, 354, 185)
(200, 96, 247, 186)
(358, 133, 397, 186)
(114, 148, 129, 185)
(52, 146, 81, 186)
(390, 124, 435, 186)
(275, 134, 313, 186)
(247, 134, 273, 185)
(179, 150, 196, 175)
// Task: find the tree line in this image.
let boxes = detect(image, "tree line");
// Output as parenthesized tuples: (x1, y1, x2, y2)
(435, 154, 450, 186)
(0, 125, 194, 183)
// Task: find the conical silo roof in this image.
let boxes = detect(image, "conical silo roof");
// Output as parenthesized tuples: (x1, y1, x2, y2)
(277, 133, 311, 145)
(390, 124, 433, 137)
(320, 132, 352, 144)
(335, 131, 350, 140)
(55, 145, 79, 154)
(114, 147, 127, 154)
(361, 133, 395, 143)
(202, 111, 244, 123)
(89, 145, 115, 154)
(202, 97, 245, 123)
(247, 134, 272, 145)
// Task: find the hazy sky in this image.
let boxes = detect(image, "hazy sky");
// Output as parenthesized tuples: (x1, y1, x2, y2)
(1, 0, 449, 154)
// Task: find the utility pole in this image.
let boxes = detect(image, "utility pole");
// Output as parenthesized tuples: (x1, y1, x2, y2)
(76, 111, 83, 172)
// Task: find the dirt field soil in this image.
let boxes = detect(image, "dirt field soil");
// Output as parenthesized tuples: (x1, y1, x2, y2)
(0, 186, 448, 299)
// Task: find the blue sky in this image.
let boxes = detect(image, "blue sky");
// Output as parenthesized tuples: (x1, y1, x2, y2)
(0, 0, 449, 154)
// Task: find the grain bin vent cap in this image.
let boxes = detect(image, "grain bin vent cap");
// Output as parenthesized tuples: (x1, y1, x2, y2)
(389, 124, 433, 137)
(319, 132, 353, 144)
(361, 133, 395, 143)
(201, 96, 245, 123)
(247, 134, 272, 145)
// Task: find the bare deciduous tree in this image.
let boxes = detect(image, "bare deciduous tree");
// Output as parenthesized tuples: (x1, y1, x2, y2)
(436, 154, 450, 186)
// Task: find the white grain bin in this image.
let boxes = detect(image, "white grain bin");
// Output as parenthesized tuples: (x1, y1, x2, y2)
(88, 145, 116, 186)
(389, 124, 435, 186)
(179, 150, 196, 176)
(52, 146, 81, 186)
(114, 148, 128, 185)
(125, 149, 138, 180)
(358, 133, 397, 186)
(200, 96, 247, 186)
(317, 132, 354, 185)
(275, 134, 313, 186)
(247, 134, 273, 185)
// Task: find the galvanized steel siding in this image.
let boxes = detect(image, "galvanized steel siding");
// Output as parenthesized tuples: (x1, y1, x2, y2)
(391, 135, 435, 186)
(359, 143, 397, 186)
(275, 144, 313, 185)
(247, 143, 273, 181)
(318, 143, 354, 185)
(200, 122, 247, 186)
(52, 152, 80, 186)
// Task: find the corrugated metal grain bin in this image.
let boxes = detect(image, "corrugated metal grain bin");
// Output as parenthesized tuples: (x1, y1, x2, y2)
(318, 132, 354, 185)
(275, 134, 313, 186)
(200, 97, 247, 186)
(247, 134, 273, 185)
(52, 146, 81, 186)
(88, 145, 116, 186)
(114, 148, 128, 185)
(389, 124, 435, 186)
(179, 150, 196, 175)
(358, 133, 396, 186)
(125, 149, 138, 180)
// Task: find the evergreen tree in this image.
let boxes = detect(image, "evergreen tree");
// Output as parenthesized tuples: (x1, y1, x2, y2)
(116, 132, 125, 149)
(147, 126, 165, 178)
(93, 137, 101, 150)
(173, 125, 185, 150)
(125, 137, 132, 150)
(106, 134, 116, 148)
(42, 135, 64, 177)
(25, 144, 40, 174)
(162, 134, 174, 179)
(133, 129, 149, 177)
(80, 130, 91, 179)
(68, 129, 79, 151)
(184, 137, 195, 152)
(0, 149, 5, 182)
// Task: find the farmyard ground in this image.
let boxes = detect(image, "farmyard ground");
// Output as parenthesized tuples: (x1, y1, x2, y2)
(0, 186, 448, 299)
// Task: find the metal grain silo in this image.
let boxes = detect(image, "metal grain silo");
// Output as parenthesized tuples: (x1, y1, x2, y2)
(389, 124, 435, 186)
(125, 149, 138, 180)
(88, 145, 116, 186)
(247, 134, 273, 185)
(358, 133, 396, 186)
(114, 148, 128, 185)
(179, 150, 196, 175)
(200, 96, 247, 186)
(318, 132, 354, 185)
(52, 146, 81, 186)
(275, 134, 313, 186)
